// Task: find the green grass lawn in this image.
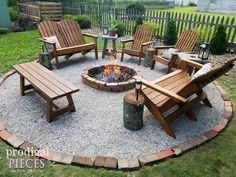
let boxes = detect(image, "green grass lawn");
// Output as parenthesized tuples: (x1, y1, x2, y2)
(0, 30, 236, 177)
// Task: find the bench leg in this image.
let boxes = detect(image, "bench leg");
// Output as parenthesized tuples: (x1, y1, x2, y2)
(46, 95, 76, 123)
(20, 75, 25, 96)
(67, 95, 76, 112)
(151, 60, 156, 70)
(46, 100, 53, 123)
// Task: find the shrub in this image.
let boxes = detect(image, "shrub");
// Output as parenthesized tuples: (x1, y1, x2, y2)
(145, 22, 159, 38)
(63, 15, 91, 29)
(62, 14, 74, 20)
(8, 6, 18, 21)
(113, 22, 126, 37)
(126, 2, 145, 16)
(189, 2, 197, 6)
(210, 25, 227, 55)
(0, 28, 9, 34)
(7, 0, 17, 7)
(193, 27, 212, 50)
(133, 17, 143, 35)
(163, 20, 177, 45)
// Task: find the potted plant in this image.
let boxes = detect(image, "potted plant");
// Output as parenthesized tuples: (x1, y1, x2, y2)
(109, 23, 118, 36)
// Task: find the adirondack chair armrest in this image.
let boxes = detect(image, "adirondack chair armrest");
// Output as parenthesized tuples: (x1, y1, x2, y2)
(140, 41, 153, 53)
(178, 58, 203, 70)
(39, 38, 56, 46)
(39, 38, 57, 54)
(142, 41, 153, 46)
(120, 38, 134, 43)
(83, 33, 98, 38)
(133, 76, 188, 103)
(83, 33, 98, 44)
(154, 45, 175, 50)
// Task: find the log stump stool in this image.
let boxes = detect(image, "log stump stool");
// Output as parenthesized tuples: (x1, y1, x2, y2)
(144, 48, 155, 67)
(123, 92, 144, 131)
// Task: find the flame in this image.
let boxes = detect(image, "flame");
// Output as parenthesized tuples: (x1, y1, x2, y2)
(103, 65, 121, 76)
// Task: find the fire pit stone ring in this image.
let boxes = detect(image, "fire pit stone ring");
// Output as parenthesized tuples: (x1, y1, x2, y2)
(82, 64, 138, 92)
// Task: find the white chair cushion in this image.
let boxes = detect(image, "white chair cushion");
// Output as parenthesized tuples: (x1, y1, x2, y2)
(192, 63, 212, 81)
(44, 36, 61, 51)
(162, 48, 179, 60)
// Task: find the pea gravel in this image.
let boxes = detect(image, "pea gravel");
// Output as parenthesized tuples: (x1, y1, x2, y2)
(0, 52, 224, 159)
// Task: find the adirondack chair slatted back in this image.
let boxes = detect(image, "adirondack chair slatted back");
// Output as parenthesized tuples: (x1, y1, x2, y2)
(163, 58, 236, 110)
(38, 20, 68, 48)
(59, 19, 85, 47)
(180, 58, 235, 97)
(132, 24, 154, 52)
(192, 58, 236, 88)
(175, 30, 198, 52)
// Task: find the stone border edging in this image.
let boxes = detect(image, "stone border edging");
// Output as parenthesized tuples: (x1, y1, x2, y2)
(0, 71, 233, 171)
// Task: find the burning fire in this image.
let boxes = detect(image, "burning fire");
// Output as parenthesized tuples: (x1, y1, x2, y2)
(104, 65, 122, 76)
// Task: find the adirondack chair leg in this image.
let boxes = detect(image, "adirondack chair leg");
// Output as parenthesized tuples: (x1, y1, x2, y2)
(151, 60, 156, 70)
(66, 95, 76, 112)
(55, 55, 60, 69)
(144, 97, 176, 138)
(121, 51, 124, 62)
(166, 65, 172, 74)
(95, 47, 98, 60)
(197, 90, 212, 108)
(138, 56, 142, 65)
(185, 111, 197, 121)
(65, 54, 73, 60)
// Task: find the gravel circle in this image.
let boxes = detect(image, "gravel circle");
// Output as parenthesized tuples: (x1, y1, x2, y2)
(0, 52, 224, 159)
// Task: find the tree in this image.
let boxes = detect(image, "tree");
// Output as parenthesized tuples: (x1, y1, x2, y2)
(163, 20, 177, 45)
(210, 24, 227, 55)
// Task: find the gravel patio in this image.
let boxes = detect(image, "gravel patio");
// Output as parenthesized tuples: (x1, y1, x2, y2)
(0, 52, 225, 159)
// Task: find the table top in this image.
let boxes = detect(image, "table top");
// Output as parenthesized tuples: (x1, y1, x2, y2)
(101, 34, 118, 39)
(178, 53, 209, 64)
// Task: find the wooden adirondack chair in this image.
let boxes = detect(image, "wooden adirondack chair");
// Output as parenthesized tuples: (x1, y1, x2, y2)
(151, 30, 198, 73)
(38, 19, 98, 69)
(134, 57, 236, 138)
(120, 24, 154, 65)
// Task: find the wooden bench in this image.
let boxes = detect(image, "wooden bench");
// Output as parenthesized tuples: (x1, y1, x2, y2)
(13, 61, 80, 123)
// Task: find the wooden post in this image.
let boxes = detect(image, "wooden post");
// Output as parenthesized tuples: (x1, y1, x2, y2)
(123, 93, 144, 131)
(144, 48, 155, 67)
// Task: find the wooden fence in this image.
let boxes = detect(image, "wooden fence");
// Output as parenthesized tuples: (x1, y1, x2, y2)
(17, 2, 63, 21)
(65, 5, 236, 47)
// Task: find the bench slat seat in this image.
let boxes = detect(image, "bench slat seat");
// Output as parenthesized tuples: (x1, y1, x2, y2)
(14, 61, 79, 122)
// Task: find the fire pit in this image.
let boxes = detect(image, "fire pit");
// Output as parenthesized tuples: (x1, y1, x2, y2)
(82, 64, 137, 92)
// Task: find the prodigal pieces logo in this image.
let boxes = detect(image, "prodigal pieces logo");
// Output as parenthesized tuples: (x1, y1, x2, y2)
(6, 148, 48, 170)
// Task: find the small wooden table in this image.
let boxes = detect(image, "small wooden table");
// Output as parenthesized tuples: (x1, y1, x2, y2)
(101, 34, 118, 59)
(178, 53, 210, 64)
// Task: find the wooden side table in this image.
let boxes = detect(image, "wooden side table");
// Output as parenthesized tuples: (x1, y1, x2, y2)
(101, 34, 118, 59)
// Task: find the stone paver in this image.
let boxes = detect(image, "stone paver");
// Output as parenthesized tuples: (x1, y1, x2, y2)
(118, 158, 140, 170)
(212, 124, 225, 133)
(190, 135, 208, 146)
(104, 157, 118, 169)
(94, 156, 107, 167)
(72, 155, 94, 167)
(19, 141, 40, 155)
(52, 153, 74, 164)
(172, 146, 183, 156)
(138, 154, 159, 166)
(0, 130, 12, 140)
(155, 149, 174, 160)
(6, 135, 24, 148)
(204, 130, 218, 140)
(35, 149, 54, 161)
